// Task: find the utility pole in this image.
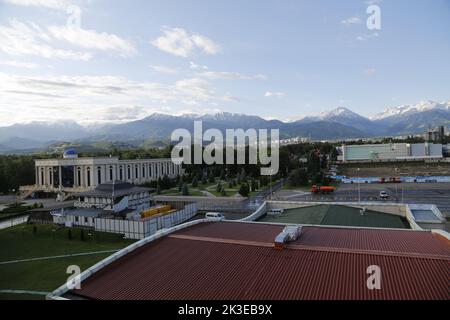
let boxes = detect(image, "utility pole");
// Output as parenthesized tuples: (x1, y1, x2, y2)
(357, 168, 361, 203)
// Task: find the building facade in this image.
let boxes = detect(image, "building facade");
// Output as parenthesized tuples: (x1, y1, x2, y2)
(26, 150, 183, 195)
(339, 143, 444, 163)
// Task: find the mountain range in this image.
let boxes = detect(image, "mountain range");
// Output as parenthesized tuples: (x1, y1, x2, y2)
(0, 100, 449, 153)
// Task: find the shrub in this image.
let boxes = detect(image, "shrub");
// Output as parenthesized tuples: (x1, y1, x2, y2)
(182, 183, 190, 196)
(192, 176, 198, 188)
(238, 183, 250, 197)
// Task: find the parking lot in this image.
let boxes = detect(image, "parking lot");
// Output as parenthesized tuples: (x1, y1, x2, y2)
(274, 183, 450, 218)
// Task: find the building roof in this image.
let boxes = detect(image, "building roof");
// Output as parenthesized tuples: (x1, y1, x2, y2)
(75, 181, 151, 198)
(69, 221, 450, 300)
(260, 205, 408, 229)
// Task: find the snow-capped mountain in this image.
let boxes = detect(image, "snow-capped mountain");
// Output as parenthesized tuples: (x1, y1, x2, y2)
(0, 100, 449, 152)
(371, 100, 450, 120)
(298, 107, 380, 135)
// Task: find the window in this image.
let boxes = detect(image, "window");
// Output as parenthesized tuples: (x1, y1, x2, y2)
(97, 167, 102, 184)
(127, 166, 131, 179)
(142, 165, 146, 178)
(119, 167, 123, 180)
(77, 168, 81, 186)
(135, 166, 139, 179)
(84, 217, 88, 223)
(109, 166, 113, 181)
(75, 217, 79, 222)
(87, 168, 91, 186)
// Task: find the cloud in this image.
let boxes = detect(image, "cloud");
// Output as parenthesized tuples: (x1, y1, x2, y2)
(0, 19, 92, 60)
(149, 65, 178, 74)
(1, 0, 72, 10)
(0, 72, 237, 125)
(341, 16, 362, 26)
(151, 27, 221, 58)
(47, 25, 137, 57)
(200, 71, 267, 81)
(264, 91, 285, 98)
(0, 60, 39, 68)
(189, 61, 208, 70)
(0, 19, 137, 60)
(363, 68, 377, 76)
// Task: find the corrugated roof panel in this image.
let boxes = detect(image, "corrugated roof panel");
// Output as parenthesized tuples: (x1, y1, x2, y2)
(72, 222, 450, 300)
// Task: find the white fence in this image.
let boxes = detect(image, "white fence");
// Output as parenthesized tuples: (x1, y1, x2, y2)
(94, 203, 197, 239)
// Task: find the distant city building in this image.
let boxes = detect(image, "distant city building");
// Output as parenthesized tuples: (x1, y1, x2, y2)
(21, 149, 183, 196)
(340, 143, 443, 163)
(425, 126, 445, 142)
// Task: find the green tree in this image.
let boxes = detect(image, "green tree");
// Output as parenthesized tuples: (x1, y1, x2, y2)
(238, 183, 250, 197)
(156, 183, 161, 195)
(182, 183, 190, 196)
(251, 179, 258, 192)
(192, 176, 198, 188)
(289, 168, 309, 187)
(216, 181, 222, 193)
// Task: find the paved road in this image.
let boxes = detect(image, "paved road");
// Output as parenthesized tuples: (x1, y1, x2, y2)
(274, 183, 450, 217)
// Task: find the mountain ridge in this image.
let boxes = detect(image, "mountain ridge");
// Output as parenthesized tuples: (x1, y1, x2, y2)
(0, 100, 449, 152)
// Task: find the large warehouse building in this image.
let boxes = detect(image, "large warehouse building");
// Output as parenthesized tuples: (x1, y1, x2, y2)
(339, 143, 444, 163)
(48, 220, 450, 300)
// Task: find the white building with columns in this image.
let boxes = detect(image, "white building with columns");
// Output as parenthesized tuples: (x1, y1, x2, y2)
(22, 149, 183, 197)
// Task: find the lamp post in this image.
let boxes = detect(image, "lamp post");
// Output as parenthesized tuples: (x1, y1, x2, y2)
(357, 168, 361, 203)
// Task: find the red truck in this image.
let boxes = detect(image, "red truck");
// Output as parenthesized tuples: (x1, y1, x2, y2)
(311, 185, 336, 194)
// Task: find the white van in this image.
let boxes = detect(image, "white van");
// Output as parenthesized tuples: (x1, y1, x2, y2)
(205, 212, 225, 220)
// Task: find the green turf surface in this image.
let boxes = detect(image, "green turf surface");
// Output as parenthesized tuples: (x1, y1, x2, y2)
(320, 205, 407, 228)
(0, 224, 135, 299)
(261, 205, 329, 224)
(259, 204, 408, 229)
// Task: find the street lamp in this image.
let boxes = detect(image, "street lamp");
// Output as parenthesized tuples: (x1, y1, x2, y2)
(357, 168, 361, 203)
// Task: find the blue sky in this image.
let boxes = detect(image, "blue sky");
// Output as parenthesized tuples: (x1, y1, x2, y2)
(0, 0, 449, 125)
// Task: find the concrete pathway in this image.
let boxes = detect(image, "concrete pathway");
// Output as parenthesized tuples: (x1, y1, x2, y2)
(0, 249, 120, 265)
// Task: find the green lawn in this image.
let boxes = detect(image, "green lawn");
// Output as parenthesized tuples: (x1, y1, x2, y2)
(160, 179, 281, 198)
(0, 224, 135, 300)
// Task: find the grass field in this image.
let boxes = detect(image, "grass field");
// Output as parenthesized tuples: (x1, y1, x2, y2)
(0, 224, 135, 300)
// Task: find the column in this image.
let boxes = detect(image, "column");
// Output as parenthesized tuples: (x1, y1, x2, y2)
(58, 166, 62, 188)
(81, 166, 85, 187)
(35, 166, 39, 186)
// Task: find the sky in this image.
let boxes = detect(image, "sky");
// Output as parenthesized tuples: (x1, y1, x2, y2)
(0, 0, 449, 126)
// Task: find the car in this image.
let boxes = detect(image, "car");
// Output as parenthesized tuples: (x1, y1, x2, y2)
(379, 191, 389, 199)
(205, 212, 225, 219)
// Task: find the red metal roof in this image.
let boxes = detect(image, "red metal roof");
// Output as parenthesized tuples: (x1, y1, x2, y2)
(72, 222, 450, 300)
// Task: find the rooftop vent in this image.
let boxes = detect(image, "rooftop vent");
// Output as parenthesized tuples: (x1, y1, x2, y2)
(274, 225, 302, 250)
